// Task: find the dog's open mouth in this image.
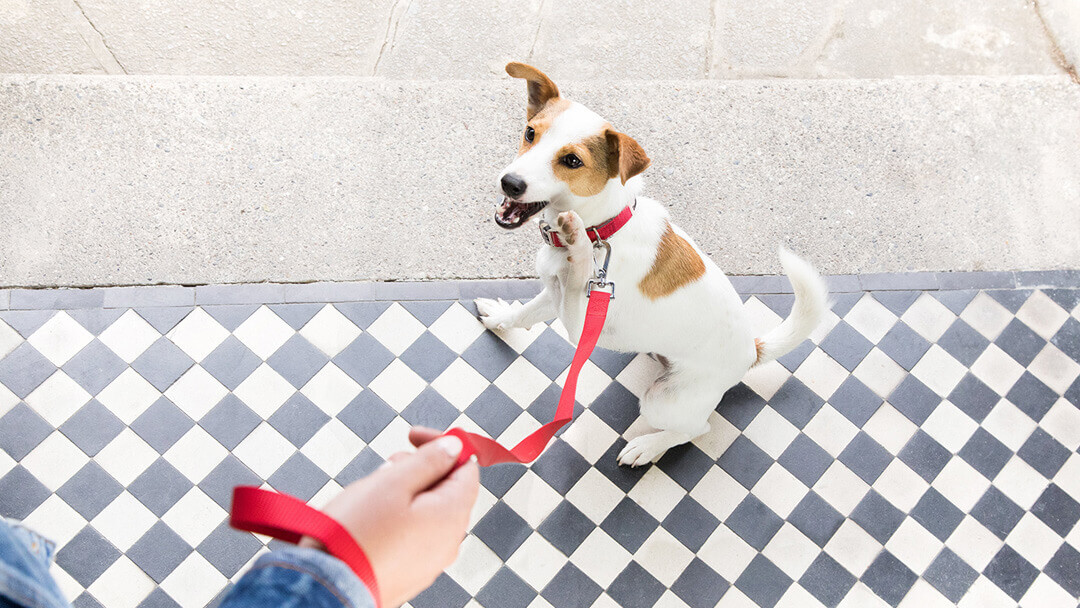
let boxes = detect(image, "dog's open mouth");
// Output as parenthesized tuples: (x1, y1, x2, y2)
(495, 197, 548, 229)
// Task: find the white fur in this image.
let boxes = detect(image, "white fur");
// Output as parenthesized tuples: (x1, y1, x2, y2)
(480, 97, 828, 467)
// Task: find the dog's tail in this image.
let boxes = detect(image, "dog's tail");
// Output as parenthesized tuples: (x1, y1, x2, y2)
(751, 248, 829, 367)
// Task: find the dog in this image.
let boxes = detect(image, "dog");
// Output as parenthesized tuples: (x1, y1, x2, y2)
(476, 62, 828, 467)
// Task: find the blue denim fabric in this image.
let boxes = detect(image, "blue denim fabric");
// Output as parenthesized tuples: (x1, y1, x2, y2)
(0, 519, 70, 608)
(221, 547, 375, 608)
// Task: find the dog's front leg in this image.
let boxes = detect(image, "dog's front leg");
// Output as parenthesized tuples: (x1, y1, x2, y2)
(476, 282, 558, 331)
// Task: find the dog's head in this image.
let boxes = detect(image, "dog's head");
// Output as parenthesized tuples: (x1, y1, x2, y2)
(495, 62, 650, 230)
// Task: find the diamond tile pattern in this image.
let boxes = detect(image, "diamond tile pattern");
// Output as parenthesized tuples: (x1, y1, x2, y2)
(0, 284, 1078, 607)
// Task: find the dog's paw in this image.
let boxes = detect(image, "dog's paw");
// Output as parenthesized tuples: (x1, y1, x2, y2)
(617, 433, 671, 467)
(475, 297, 515, 331)
(556, 211, 588, 250)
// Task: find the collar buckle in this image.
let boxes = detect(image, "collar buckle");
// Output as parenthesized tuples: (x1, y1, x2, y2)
(538, 220, 558, 247)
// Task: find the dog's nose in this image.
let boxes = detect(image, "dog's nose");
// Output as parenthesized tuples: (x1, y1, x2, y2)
(501, 173, 527, 198)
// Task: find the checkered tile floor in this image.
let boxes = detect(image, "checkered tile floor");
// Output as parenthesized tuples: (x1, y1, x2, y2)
(2, 279, 1080, 608)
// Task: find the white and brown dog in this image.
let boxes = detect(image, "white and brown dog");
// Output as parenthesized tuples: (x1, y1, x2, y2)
(477, 63, 828, 467)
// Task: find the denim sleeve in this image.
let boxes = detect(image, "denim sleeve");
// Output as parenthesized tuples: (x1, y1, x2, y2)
(220, 547, 376, 608)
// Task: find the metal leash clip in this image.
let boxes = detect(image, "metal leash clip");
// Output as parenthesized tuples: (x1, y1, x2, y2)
(587, 238, 615, 299)
(538, 220, 556, 246)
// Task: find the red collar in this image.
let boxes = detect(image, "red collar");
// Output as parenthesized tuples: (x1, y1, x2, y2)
(539, 203, 635, 247)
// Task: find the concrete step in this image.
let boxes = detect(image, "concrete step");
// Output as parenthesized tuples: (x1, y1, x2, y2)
(0, 74, 1078, 287)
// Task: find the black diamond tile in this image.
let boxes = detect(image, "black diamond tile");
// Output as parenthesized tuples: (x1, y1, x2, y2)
(131, 337, 194, 391)
(461, 331, 520, 381)
(819, 321, 875, 371)
(830, 292, 863, 316)
(876, 322, 931, 371)
(521, 328, 575, 380)
(899, 430, 952, 482)
(931, 290, 978, 315)
(130, 397, 194, 454)
(872, 291, 921, 316)
(136, 307, 191, 334)
(1017, 427, 1070, 478)
(1030, 483, 1080, 537)
(860, 550, 917, 607)
(399, 331, 458, 382)
(266, 334, 328, 389)
(799, 553, 856, 608)
(399, 300, 454, 325)
(788, 491, 845, 547)
(938, 319, 990, 367)
(655, 442, 713, 491)
(593, 439, 648, 493)
(0, 342, 55, 398)
(776, 339, 815, 372)
(333, 302, 392, 330)
(958, 427, 1013, 480)
(526, 383, 582, 433)
(332, 333, 395, 386)
(838, 431, 892, 484)
(201, 336, 261, 390)
(1044, 543, 1080, 597)
(54, 526, 121, 587)
(411, 573, 470, 608)
(473, 502, 532, 560)
(590, 383, 638, 434)
(911, 488, 964, 541)
(129, 457, 195, 516)
(59, 399, 124, 457)
(923, 547, 978, 603)
(198, 455, 259, 511)
(476, 566, 537, 608)
(202, 305, 260, 331)
(986, 289, 1031, 313)
(663, 495, 720, 552)
(400, 387, 460, 430)
(62, 339, 126, 395)
(1007, 372, 1059, 422)
(74, 592, 106, 608)
(600, 497, 660, 553)
(335, 447, 385, 486)
(1066, 376, 1080, 407)
(199, 394, 261, 451)
(735, 554, 793, 608)
(0, 402, 52, 460)
(539, 500, 596, 556)
(1051, 317, 1080, 362)
(337, 391, 396, 443)
(532, 440, 591, 495)
(464, 385, 523, 438)
(718, 435, 774, 490)
(672, 558, 729, 608)
(717, 383, 767, 430)
(196, 521, 263, 578)
(0, 466, 51, 519)
(995, 319, 1046, 367)
(589, 347, 636, 378)
(725, 494, 783, 551)
(948, 373, 1000, 424)
(1045, 289, 1080, 312)
(542, 563, 603, 608)
(67, 308, 125, 335)
(0, 309, 55, 338)
(267, 303, 323, 330)
(127, 521, 193, 583)
(829, 376, 883, 427)
(267, 393, 330, 448)
(267, 453, 330, 502)
(56, 461, 123, 520)
(779, 434, 833, 486)
(607, 561, 665, 608)
(205, 585, 233, 608)
(983, 545, 1039, 601)
(769, 377, 826, 428)
(889, 375, 941, 425)
(850, 491, 905, 544)
(478, 462, 527, 498)
(759, 294, 795, 317)
(970, 486, 1025, 539)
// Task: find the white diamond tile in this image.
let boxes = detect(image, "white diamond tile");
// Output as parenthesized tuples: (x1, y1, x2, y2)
(1028, 344, 1080, 395)
(162, 487, 227, 547)
(933, 457, 991, 512)
(814, 461, 870, 516)
(863, 402, 918, 455)
(299, 304, 361, 358)
(922, 400, 979, 453)
(301, 418, 365, 477)
(91, 490, 156, 552)
(366, 416, 414, 460)
(762, 522, 820, 580)
(945, 517, 1003, 572)
(96, 368, 161, 425)
(164, 425, 229, 484)
(166, 308, 229, 362)
(804, 404, 860, 458)
(21, 431, 88, 491)
(613, 354, 664, 400)
(445, 535, 504, 595)
(94, 428, 158, 486)
(234, 306, 294, 359)
(300, 362, 361, 416)
(885, 517, 943, 574)
(494, 411, 542, 447)
(560, 410, 619, 463)
(902, 294, 956, 343)
(366, 303, 426, 356)
(845, 294, 898, 344)
(910, 345, 967, 397)
(744, 405, 800, 459)
(838, 582, 891, 608)
(431, 359, 489, 410)
(793, 349, 848, 401)
(0, 384, 17, 419)
(981, 400, 1037, 452)
(690, 467, 748, 522)
(1054, 454, 1080, 503)
(994, 456, 1050, 510)
(27, 312, 93, 366)
(1042, 399, 1080, 451)
(87, 556, 155, 608)
(873, 459, 930, 513)
(159, 552, 228, 608)
(25, 370, 91, 426)
(368, 359, 427, 412)
(634, 527, 695, 587)
(570, 528, 633, 588)
(1016, 291, 1071, 340)
(627, 467, 686, 522)
(852, 347, 907, 399)
(99, 310, 160, 363)
(49, 563, 81, 604)
(565, 468, 624, 525)
(753, 463, 808, 519)
(694, 412, 740, 460)
(1006, 512, 1061, 569)
(808, 309, 841, 345)
(698, 524, 757, 583)
(233, 363, 296, 418)
(502, 470, 562, 528)
(742, 296, 783, 340)
(505, 532, 567, 592)
(957, 576, 1015, 608)
(777, 584, 829, 608)
(1019, 573, 1077, 608)
(493, 358, 552, 408)
(553, 360, 610, 408)
(970, 344, 1026, 397)
(741, 359, 790, 401)
(232, 422, 296, 479)
(428, 303, 486, 354)
(164, 365, 229, 421)
(959, 292, 1012, 340)
(824, 519, 882, 576)
(23, 494, 87, 547)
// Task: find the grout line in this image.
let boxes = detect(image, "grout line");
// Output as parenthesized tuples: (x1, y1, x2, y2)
(65, 0, 127, 74)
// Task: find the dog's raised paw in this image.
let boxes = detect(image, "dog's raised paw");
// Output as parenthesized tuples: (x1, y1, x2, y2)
(475, 297, 515, 331)
(556, 211, 586, 247)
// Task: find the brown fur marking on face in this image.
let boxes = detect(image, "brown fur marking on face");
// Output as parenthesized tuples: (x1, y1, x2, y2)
(638, 222, 706, 300)
(551, 133, 612, 197)
(518, 97, 571, 155)
(605, 129, 650, 184)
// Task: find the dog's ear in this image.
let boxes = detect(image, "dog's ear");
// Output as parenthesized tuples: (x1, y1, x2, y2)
(506, 62, 560, 120)
(605, 129, 651, 184)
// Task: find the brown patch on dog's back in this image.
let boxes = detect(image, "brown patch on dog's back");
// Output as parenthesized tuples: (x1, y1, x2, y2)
(638, 222, 706, 300)
(551, 133, 611, 196)
(518, 98, 571, 155)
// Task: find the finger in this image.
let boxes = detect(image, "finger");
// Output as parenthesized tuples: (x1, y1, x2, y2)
(381, 435, 463, 495)
(408, 427, 443, 448)
(414, 460, 480, 517)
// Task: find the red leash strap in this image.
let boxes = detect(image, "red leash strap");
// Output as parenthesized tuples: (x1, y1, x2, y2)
(229, 486, 382, 608)
(444, 289, 612, 467)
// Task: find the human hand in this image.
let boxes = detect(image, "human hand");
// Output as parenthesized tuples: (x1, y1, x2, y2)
(301, 427, 480, 607)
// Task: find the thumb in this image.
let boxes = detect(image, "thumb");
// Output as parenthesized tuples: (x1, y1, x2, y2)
(382, 434, 463, 495)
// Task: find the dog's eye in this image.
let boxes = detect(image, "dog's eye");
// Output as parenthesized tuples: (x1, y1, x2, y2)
(524, 126, 535, 143)
(561, 154, 583, 169)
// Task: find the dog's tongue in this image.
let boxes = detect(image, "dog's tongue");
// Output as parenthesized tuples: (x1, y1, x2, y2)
(498, 197, 525, 224)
